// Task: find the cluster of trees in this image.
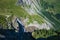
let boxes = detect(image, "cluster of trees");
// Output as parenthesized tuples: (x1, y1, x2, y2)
(0, 14, 14, 29)
(32, 29, 57, 39)
(0, 15, 8, 29)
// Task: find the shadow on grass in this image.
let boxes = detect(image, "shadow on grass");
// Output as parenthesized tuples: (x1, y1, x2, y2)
(0, 29, 35, 40)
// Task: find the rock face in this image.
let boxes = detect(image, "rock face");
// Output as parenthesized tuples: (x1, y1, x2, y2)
(25, 22, 51, 32)
(11, 16, 18, 30)
(25, 26, 38, 32)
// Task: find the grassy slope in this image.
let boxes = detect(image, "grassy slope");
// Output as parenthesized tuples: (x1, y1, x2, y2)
(45, 0, 60, 13)
(0, 0, 29, 17)
(0, 0, 44, 24)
